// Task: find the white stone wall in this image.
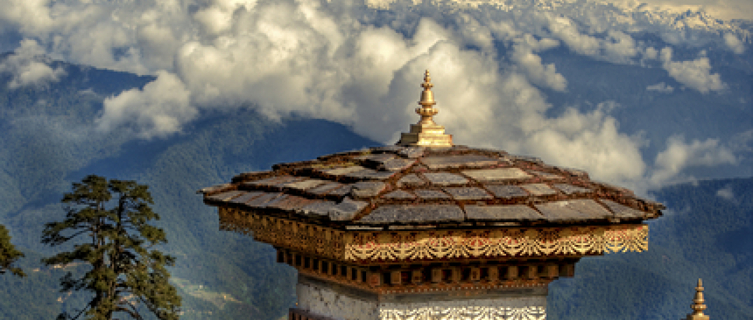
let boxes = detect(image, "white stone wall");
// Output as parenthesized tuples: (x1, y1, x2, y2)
(296, 281, 380, 320)
(296, 280, 547, 320)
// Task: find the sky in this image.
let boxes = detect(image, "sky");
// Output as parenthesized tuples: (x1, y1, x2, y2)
(0, 0, 750, 194)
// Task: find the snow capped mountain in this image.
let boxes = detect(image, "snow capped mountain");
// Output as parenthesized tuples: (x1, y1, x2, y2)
(426, 0, 751, 43)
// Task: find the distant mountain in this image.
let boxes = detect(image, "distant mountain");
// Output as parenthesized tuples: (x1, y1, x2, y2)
(0, 50, 751, 319)
(437, 0, 752, 39)
(549, 176, 753, 319)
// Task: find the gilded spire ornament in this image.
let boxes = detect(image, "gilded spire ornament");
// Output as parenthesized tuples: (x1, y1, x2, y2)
(396, 70, 453, 147)
(686, 278, 709, 320)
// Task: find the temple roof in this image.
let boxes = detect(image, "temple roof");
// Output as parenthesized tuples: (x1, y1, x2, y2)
(201, 70, 664, 230)
(200, 145, 664, 230)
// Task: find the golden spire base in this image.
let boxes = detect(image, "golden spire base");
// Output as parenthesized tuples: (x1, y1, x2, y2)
(686, 278, 709, 320)
(397, 70, 453, 148)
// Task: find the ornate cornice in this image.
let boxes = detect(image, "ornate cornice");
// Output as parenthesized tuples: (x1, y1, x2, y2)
(219, 207, 648, 264)
(379, 305, 546, 320)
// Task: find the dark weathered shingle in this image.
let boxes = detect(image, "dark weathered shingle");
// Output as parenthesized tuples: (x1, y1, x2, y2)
(207, 190, 244, 202)
(554, 184, 592, 195)
(423, 172, 469, 186)
(396, 174, 426, 187)
(443, 187, 493, 200)
(465, 205, 543, 221)
(463, 168, 532, 182)
(246, 192, 283, 207)
(358, 205, 464, 224)
(521, 184, 557, 196)
(382, 190, 416, 200)
(535, 199, 613, 222)
(601, 200, 646, 219)
(229, 191, 264, 204)
(421, 155, 500, 169)
(308, 182, 345, 195)
(414, 189, 452, 200)
(484, 185, 528, 199)
(350, 181, 387, 198)
(379, 158, 417, 171)
(285, 179, 329, 191)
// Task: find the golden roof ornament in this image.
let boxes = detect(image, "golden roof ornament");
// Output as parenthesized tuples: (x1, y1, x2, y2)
(687, 278, 709, 320)
(396, 70, 453, 147)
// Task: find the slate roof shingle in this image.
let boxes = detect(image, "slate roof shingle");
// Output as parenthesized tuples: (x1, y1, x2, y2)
(201, 145, 665, 229)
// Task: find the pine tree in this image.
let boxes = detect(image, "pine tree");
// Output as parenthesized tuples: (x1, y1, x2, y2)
(0, 224, 25, 277)
(42, 175, 181, 320)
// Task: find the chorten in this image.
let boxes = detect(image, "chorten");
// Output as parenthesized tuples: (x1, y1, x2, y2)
(396, 71, 453, 147)
(200, 71, 665, 320)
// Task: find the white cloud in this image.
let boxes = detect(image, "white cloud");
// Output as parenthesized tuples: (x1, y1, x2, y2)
(523, 103, 647, 184)
(659, 47, 725, 94)
(646, 82, 674, 93)
(509, 35, 567, 91)
(0, 39, 65, 89)
(542, 13, 639, 64)
(96, 71, 193, 139)
(0, 0, 56, 35)
(650, 135, 737, 186)
(0, 0, 745, 192)
(716, 185, 735, 201)
(605, 0, 753, 21)
(723, 33, 745, 54)
(643, 47, 659, 60)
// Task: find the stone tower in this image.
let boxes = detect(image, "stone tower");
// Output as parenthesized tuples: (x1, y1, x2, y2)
(200, 71, 665, 320)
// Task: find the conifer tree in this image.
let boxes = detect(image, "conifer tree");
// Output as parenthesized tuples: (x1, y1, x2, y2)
(0, 224, 25, 277)
(42, 175, 181, 320)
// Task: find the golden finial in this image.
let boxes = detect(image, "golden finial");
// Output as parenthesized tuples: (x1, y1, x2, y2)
(686, 278, 709, 320)
(396, 70, 453, 147)
(416, 70, 438, 126)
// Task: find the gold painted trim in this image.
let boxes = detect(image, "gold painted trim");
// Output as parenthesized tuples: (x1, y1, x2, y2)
(219, 207, 345, 260)
(344, 225, 648, 261)
(218, 207, 648, 263)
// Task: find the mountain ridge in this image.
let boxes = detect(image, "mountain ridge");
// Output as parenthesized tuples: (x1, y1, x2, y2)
(425, 0, 752, 42)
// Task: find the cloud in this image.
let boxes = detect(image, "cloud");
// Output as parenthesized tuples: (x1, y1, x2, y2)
(604, 0, 753, 21)
(650, 135, 737, 186)
(716, 185, 735, 201)
(0, 0, 744, 192)
(538, 13, 641, 64)
(96, 71, 193, 139)
(509, 35, 567, 91)
(659, 47, 725, 94)
(0, 39, 65, 89)
(523, 103, 647, 184)
(646, 82, 674, 93)
(643, 47, 659, 60)
(723, 33, 745, 54)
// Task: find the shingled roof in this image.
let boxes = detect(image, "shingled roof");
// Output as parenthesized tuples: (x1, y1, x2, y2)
(200, 145, 664, 230)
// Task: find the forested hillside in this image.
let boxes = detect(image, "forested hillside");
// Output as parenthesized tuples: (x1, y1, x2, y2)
(1, 57, 751, 319)
(0, 59, 378, 319)
(549, 177, 753, 319)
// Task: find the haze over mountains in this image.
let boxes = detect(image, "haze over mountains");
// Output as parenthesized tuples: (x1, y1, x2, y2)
(0, 0, 751, 319)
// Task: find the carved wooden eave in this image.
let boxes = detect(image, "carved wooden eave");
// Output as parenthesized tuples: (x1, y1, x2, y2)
(218, 207, 648, 264)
